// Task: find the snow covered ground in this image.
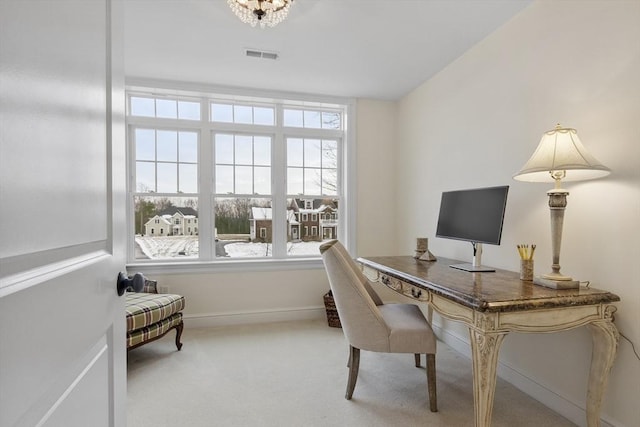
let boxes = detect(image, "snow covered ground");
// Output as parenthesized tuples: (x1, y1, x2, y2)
(135, 236, 199, 259)
(135, 236, 322, 259)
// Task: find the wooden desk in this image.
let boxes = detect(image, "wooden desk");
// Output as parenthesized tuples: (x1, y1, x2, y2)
(357, 256, 620, 427)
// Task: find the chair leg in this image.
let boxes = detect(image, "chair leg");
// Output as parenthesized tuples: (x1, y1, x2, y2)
(346, 345, 360, 400)
(426, 353, 437, 412)
(414, 353, 421, 367)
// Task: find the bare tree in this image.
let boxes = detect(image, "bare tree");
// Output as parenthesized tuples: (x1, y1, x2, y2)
(154, 197, 174, 212)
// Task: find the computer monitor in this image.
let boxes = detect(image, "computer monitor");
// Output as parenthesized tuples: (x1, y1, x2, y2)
(435, 185, 509, 272)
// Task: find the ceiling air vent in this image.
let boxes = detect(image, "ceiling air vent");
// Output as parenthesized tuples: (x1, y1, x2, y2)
(245, 49, 279, 60)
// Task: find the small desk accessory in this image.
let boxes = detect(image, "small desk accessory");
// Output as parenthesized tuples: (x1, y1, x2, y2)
(415, 237, 436, 261)
(517, 244, 535, 281)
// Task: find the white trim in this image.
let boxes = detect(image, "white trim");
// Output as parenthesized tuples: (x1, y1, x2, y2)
(127, 257, 324, 276)
(344, 101, 357, 255)
(36, 340, 108, 427)
(0, 250, 110, 298)
(183, 307, 326, 328)
(126, 77, 351, 107)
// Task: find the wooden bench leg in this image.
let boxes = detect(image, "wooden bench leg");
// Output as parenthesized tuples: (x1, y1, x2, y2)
(175, 321, 184, 351)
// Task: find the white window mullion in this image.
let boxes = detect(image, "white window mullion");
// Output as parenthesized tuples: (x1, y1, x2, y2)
(342, 101, 356, 253)
(198, 99, 212, 259)
(199, 129, 213, 260)
(271, 105, 287, 258)
(126, 125, 137, 261)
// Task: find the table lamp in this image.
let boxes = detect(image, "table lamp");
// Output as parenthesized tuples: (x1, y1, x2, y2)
(513, 124, 610, 289)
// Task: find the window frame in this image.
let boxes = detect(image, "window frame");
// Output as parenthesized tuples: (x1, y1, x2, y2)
(125, 81, 356, 273)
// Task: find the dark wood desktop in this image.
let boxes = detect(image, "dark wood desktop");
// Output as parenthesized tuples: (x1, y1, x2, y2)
(357, 256, 620, 427)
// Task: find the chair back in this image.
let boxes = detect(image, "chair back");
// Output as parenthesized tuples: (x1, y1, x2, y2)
(321, 240, 390, 352)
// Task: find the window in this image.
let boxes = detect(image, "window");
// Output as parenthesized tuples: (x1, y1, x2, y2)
(134, 128, 198, 193)
(283, 108, 341, 129)
(211, 103, 274, 126)
(127, 88, 352, 265)
(214, 133, 271, 195)
(131, 96, 200, 120)
(287, 138, 337, 196)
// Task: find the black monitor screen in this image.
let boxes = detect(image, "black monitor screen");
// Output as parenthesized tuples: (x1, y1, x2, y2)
(435, 186, 509, 245)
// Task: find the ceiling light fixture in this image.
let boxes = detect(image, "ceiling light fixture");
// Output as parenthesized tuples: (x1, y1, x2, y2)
(228, 0, 294, 28)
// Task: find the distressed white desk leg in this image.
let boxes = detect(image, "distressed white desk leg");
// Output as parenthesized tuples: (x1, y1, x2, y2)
(585, 312, 619, 427)
(469, 328, 508, 427)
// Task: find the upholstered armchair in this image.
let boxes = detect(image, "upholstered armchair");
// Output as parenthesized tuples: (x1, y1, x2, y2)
(320, 240, 437, 412)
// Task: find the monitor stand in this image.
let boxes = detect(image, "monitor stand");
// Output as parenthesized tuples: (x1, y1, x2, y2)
(450, 263, 496, 272)
(449, 243, 496, 272)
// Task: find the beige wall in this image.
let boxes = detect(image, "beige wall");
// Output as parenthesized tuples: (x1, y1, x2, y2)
(149, 268, 331, 326)
(395, 1, 639, 425)
(355, 99, 398, 257)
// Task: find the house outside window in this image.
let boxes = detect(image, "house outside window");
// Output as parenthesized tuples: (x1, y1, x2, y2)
(126, 85, 353, 265)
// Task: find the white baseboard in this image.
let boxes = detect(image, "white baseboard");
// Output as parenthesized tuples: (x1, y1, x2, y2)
(432, 323, 615, 427)
(184, 306, 326, 329)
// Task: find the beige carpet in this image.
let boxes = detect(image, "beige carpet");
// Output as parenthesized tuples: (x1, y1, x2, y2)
(127, 319, 575, 427)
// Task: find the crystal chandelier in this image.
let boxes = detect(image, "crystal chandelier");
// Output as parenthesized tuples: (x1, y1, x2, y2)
(227, 0, 294, 28)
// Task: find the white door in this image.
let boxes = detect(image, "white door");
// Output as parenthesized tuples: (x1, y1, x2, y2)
(0, 1, 126, 426)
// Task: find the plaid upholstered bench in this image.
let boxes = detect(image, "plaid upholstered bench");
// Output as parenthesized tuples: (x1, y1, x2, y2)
(125, 279, 185, 351)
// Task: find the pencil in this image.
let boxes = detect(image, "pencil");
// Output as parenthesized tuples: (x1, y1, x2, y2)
(517, 244, 535, 260)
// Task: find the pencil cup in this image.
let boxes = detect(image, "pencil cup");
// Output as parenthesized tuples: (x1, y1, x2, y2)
(520, 259, 534, 281)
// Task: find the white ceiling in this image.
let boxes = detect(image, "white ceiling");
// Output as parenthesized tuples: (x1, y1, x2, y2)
(124, 0, 531, 101)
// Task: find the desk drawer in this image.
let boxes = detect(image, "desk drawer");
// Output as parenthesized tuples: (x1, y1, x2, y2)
(379, 273, 430, 302)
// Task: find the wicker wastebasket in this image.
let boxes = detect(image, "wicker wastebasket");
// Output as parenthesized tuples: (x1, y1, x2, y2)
(323, 290, 341, 328)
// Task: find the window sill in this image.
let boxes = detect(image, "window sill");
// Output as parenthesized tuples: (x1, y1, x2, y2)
(126, 257, 325, 276)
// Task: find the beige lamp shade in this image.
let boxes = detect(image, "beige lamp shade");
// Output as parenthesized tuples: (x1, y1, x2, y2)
(513, 125, 611, 182)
